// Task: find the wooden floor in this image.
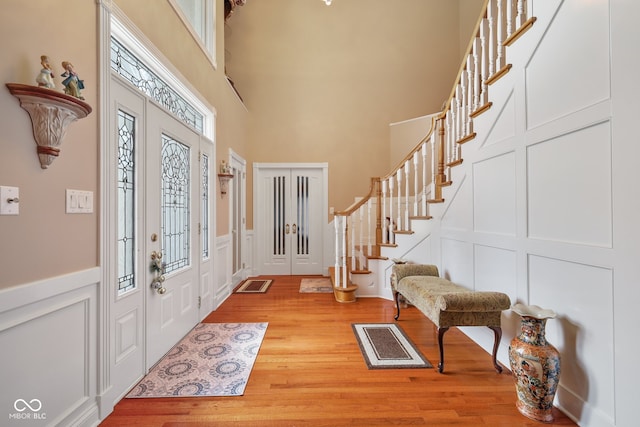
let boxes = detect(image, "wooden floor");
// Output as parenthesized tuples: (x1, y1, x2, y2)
(100, 275, 577, 426)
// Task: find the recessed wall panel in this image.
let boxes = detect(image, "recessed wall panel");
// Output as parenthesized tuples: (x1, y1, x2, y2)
(528, 255, 614, 419)
(474, 244, 516, 298)
(473, 152, 516, 236)
(526, 1, 610, 129)
(440, 238, 473, 287)
(527, 122, 612, 247)
(441, 175, 471, 232)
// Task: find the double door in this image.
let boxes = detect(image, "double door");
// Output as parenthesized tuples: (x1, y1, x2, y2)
(256, 166, 326, 275)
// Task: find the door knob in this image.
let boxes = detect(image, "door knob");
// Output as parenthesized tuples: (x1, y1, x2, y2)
(292, 223, 297, 234)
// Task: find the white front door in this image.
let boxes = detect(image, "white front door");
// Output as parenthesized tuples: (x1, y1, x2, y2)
(108, 78, 204, 401)
(256, 165, 326, 275)
(145, 103, 201, 366)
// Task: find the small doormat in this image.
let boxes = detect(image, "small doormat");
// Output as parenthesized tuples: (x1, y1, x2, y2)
(126, 322, 268, 398)
(352, 323, 432, 369)
(234, 279, 273, 294)
(299, 277, 333, 293)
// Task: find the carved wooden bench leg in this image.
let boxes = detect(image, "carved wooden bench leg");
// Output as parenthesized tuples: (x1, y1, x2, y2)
(437, 326, 450, 373)
(488, 326, 503, 373)
(393, 291, 402, 320)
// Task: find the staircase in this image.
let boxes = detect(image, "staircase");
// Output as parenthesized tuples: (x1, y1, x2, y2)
(331, 0, 536, 300)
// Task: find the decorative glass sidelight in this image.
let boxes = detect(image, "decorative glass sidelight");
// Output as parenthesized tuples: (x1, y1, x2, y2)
(272, 175, 286, 255)
(110, 37, 204, 133)
(296, 175, 310, 255)
(117, 110, 136, 295)
(201, 153, 209, 259)
(161, 135, 191, 274)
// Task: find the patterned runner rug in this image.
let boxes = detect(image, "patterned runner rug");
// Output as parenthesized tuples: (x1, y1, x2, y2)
(352, 323, 432, 369)
(127, 322, 268, 398)
(234, 279, 273, 293)
(299, 277, 333, 293)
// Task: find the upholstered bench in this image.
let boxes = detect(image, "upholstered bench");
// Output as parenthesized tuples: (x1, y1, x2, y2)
(390, 264, 511, 373)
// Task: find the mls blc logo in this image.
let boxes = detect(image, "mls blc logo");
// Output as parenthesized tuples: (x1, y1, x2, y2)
(9, 399, 46, 421)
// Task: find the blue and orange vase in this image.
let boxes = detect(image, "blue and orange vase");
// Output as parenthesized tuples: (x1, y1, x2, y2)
(508, 303, 561, 423)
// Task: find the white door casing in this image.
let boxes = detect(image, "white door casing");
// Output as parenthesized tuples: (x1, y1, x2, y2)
(254, 164, 327, 275)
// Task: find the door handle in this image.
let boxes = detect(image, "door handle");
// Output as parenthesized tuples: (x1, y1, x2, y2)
(150, 251, 166, 294)
(292, 223, 297, 234)
(285, 224, 290, 234)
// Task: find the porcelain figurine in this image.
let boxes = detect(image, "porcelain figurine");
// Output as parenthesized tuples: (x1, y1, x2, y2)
(60, 61, 85, 99)
(35, 55, 55, 89)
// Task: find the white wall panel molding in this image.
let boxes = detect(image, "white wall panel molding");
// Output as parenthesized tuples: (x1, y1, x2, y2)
(439, 174, 471, 232)
(527, 121, 612, 247)
(479, 90, 516, 150)
(0, 268, 100, 427)
(473, 152, 517, 236)
(214, 234, 232, 308)
(528, 254, 614, 425)
(525, 0, 610, 130)
(440, 237, 473, 286)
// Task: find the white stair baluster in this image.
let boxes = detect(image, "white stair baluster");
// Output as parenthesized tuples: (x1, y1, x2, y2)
(381, 179, 388, 244)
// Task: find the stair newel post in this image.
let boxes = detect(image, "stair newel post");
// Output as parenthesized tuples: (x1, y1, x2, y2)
(347, 213, 360, 271)
(413, 151, 419, 217)
(421, 141, 428, 216)
(342, 216, 348, 288)
(404, 160, 410, 230)
(356, 205, 362, 270)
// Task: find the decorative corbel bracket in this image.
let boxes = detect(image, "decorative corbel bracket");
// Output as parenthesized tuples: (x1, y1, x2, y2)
(6, 83, 92, 169)
(217, 173, 234, 196)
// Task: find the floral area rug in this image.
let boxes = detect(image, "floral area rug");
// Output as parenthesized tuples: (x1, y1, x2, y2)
(126, 322, 268, 398)
(299, 277, 333, 293)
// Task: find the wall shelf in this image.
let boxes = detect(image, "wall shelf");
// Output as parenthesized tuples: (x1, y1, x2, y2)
(6, 83, 92, 169)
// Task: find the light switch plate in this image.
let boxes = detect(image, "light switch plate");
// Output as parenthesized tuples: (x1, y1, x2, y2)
(0, 186, 19, 215)
(66, 189, 93, 214)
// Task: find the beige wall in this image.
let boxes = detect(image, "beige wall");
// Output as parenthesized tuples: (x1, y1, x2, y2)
(0, 0, 99, 289)
(0, 0, 249, 290)
(225, 0, 484, 218)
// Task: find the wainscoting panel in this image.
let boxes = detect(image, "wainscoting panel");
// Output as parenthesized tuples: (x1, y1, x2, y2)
(440, 174, 471, 232)
(525, 0, 610, 130)
(473, 152, 516, 236)
(215, 234, 233, 308)
(0, 268, 100, 427)
(527, 121, 612, 247)
(473, 244, 517, 297)
(115, 308, 139, 363)
(440, 237, 473, 287)
(480, 90, 516, 149)
(528, 254, 614, 425)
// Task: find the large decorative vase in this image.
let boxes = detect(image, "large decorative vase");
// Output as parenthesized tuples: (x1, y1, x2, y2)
(508, 303, 561, 423)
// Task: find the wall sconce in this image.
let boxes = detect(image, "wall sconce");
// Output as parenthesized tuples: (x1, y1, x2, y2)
(218, 160, 233, 196)
(217, 173, 233, 196)
(6, 83, 92, 169)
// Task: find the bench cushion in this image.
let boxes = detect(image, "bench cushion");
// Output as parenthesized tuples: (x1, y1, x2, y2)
(392, 266, 510, 329)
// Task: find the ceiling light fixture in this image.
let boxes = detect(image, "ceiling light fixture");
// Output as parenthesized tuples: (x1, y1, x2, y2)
(324, 0, 332, 5)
